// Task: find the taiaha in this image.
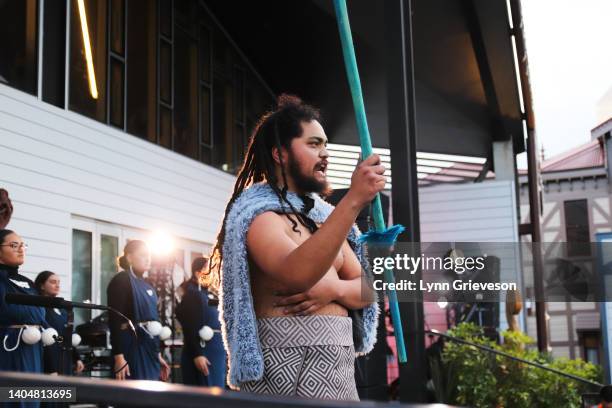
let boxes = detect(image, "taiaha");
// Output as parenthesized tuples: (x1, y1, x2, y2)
(333, 0, 408, 363)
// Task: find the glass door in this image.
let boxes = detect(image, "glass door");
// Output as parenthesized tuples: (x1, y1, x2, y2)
(70, 217, 210, 326)
(95, 223, 122, 313)
(71, 218, 94, 326)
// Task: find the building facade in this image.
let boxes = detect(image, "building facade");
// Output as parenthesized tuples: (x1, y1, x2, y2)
(0, 0, 286, 321)
(519, 118, 612, 364)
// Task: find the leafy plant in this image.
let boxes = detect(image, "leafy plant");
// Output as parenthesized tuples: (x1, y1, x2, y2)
(431, 322, 603, 408)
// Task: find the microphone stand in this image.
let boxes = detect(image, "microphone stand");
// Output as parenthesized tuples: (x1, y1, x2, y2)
(59, 306, 74, 376)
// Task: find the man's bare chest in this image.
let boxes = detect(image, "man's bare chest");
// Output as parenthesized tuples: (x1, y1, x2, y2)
(280, 214, 344, 272)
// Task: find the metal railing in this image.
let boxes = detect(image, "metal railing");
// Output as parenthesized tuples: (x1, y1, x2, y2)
(425, 329, 604, 389)
(0, 371, 459, 408)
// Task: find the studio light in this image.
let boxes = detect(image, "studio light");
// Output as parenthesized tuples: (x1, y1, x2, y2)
(148, 230, 175, 257)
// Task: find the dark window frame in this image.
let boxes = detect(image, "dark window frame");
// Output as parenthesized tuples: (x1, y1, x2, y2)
(19, 0, 275, 174)
(199, 22, 213, 153)
(107, 0, 126, 130)
(563, 199, 591, 257)
(157, 0, 174, 148)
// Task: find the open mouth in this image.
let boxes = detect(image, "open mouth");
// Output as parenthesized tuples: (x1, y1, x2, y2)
(314, 161, 327, 177)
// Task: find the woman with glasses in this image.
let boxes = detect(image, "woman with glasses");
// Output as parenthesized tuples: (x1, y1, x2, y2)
(34, 271, 85, 376)
(107, 240, 170, 381)
(0, 229, 46, 407)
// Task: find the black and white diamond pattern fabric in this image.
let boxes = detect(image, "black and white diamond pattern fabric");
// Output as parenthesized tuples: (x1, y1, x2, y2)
(257, 315, 354, 348)
(240, 315, 359, 401)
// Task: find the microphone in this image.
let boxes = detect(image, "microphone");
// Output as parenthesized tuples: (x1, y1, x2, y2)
(5, 293, 66, 308)
(4, 293, 109, 311)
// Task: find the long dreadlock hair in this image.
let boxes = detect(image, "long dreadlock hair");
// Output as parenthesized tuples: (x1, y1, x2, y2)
(207, 94, 322, 290)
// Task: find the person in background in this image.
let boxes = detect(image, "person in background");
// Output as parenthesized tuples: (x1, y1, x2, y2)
(176, 257, 226, 387)
(107, 240, 170, 381)
(598, 385, 612, 408)
(34, 270, 84, 376)
(0, 229, 46, 408)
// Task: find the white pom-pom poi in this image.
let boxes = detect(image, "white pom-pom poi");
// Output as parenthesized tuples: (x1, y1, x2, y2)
(22, 326, 41, 345)
(146, 321, 162, 336)
(41, 328, 58, 346)
(159, 326, 172, 341)
(72, 333, 82, 347)
(199, 325, 214, 342)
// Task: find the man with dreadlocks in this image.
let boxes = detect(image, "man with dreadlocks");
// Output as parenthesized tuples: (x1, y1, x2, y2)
(209, 94, 385, 401)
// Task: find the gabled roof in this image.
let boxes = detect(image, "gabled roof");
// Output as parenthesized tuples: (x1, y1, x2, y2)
(518, 138, 605, 175)
(542, 138, 605, 171)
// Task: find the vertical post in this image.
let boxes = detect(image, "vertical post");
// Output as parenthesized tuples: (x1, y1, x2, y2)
(64, 0, 71, 109)
(508, 0, 549, 353)
(37, 0, 45, 100)
(384, 0, 427, 402)
(60, 307, 75, 376)
(526, 127, 549, 352)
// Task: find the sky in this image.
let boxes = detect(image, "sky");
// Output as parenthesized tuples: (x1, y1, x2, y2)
(517, 0, 612, 168)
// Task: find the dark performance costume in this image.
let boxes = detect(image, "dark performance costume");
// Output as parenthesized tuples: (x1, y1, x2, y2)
(107, 270, 161, 380)
(0, 263, 46, 408)
(176, 280, 226, 387)
(43, 306, 80, 375)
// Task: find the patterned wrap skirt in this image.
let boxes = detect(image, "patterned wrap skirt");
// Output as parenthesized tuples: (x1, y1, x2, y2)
(240, 315, 359, 401)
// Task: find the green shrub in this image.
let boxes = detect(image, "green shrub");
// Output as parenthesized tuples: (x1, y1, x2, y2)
(431, 322, 603, 407)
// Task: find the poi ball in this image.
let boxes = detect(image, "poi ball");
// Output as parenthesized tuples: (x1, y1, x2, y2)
(199, 325, 214, 342)
(146, 321, 162, 336)
(159, 326, 172, 341)
(72, 333, 82, 347)
(41, 328, 58, 346)
(22, 326, 41, 345)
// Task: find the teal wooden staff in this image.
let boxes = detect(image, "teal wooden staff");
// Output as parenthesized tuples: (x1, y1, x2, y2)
(333, 0, 407, 363)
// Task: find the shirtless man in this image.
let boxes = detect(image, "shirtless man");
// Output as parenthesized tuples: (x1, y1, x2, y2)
(209, 94, 385, 400)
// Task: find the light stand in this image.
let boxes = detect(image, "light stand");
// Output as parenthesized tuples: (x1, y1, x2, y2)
(150, 250, 177, 381)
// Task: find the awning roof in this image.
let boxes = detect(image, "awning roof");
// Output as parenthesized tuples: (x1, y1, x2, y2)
(204, 0, 528, 161)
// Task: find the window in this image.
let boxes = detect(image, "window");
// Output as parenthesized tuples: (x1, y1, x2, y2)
(233, 66, 246, 167)
(159, 0, 172, 38)
(72, 229, 93, 326)
(0, 0, 38, 95)
(174, 28, 198, 159)
(212, 74, 231, 170)
(100, 234, 119, 306)
(199, 24, 212, 165)
(108, 0, 125, 129)
(200, 86, 212, 163)
(69, 0, 107, 123)
(72, 220, 123, 324)
(71, 218, 209, 326)
(564, 199, 591, 257)
(42, 0, 67, 108)
(160, 106, 172, 148)
(581, 331, 600, 365)
(109, 0, 124, 55)
(126, 0, 157, 142)
(158, 1, 173, 149)
(2, 0, 275, 175)
(109, 57, 124, 128)
(159, 41, 172, 105)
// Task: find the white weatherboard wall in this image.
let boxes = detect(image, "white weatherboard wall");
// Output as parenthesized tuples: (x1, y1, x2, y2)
(420, 180, 519, 242)
(418, 180, 523, 331)
(0, 84, 234, 297)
